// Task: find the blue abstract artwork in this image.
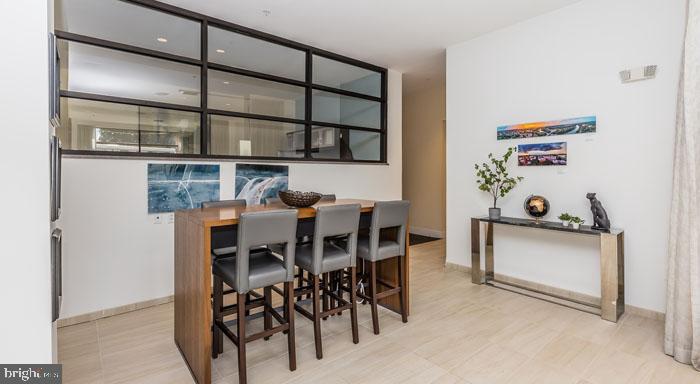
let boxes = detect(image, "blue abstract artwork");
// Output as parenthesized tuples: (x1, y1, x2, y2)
(235, 164, 288, 205)
(147, 164, 220, 213)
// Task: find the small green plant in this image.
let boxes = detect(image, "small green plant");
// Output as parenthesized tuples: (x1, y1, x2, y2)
(571, 216, 585, 224)
(558, 213, 572, 221)
(474, 147, 524, 208)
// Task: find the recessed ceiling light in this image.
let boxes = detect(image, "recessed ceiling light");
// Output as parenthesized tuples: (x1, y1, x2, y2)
(225, 103, 231, 106)
(157, 37, 168, 43)
(216, 49, 225, 53)
(223, 81, 230, 85)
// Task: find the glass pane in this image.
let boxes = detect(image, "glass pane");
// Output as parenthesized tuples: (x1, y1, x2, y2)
(208, 26, 305, 81)
(208, 70, 305, 119)
(313, 55, 381, 97)
(55, 0, 200, 59)
(58, 40, 201, 107)
(209, 115, 304, 158)
(58, 98, 200, 154)
(310, 126, 381, 161)
(139, 108, 201, 154)
(312, 90, 381, 129)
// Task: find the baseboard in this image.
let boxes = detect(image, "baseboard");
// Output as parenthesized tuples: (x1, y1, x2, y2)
(57, 295, 174, 328)
(410, 226, 445, 238)
(444, 262, 665, 321)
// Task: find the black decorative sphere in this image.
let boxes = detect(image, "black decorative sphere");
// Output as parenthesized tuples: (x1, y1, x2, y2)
(524, 195, 550, 219)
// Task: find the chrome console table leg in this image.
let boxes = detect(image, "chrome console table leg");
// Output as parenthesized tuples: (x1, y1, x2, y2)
(485, 223, 494, 282)
(600, 232, 625, 322)
(470, 218, 482, 284)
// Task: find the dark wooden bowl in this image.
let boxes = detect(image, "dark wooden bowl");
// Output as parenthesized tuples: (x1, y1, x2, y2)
(278, 190, 322, 207)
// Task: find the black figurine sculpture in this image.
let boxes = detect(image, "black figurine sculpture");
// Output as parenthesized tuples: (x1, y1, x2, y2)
(586, 193, 610, 231)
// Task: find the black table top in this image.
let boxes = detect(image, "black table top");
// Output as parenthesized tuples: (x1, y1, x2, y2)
(473, 216, 623, 236)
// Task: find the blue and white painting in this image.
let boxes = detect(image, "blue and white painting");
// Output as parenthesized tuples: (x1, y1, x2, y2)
(148, 164, 220, 213)
(235, 164, 288, 205)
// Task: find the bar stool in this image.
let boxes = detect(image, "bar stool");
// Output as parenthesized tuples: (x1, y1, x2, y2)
(212, 209, 298, 384)
(296, 194, 336, 292)
(293, 204, 361, 359)
(356, 200, 410, 334)
(204, 199, 262, 313)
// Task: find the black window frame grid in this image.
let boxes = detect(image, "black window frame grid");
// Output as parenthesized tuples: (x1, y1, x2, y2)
(55, 0, 388, 164)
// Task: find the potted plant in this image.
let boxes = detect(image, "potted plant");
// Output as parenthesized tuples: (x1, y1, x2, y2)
(558, 213, 572, 226)
(571, 216, 585, 230)
(474, 147, 524, 220)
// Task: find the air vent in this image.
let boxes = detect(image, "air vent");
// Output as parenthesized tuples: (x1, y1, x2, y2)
(620, 65, 657, 83)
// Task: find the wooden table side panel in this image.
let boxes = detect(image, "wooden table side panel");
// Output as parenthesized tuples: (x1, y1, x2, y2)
(174, 214, 212, 384)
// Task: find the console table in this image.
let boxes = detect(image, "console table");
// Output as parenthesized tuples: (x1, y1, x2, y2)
(470, 216, 624, 322)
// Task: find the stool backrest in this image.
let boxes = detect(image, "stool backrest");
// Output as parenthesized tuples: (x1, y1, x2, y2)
(237, 209, 298, 292)
(201, 199, 246, 209)
(312, 204, 361, 271)
(369, 200, 410, 257)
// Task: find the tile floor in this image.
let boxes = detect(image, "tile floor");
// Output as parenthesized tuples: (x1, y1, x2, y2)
(58, 240, 700, 384)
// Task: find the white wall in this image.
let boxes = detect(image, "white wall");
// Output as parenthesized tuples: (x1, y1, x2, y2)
(446, 0, 685, 313)
(59, 69, 402, 318)
(0, 1, 54, 362)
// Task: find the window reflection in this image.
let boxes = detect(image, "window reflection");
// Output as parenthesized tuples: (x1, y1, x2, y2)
(58, 98, 200, 154)
(209, 115, 304, 158)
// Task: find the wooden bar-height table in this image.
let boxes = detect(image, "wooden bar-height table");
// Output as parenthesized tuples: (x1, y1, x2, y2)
(174, 199, 410, 384)
(470, 216, 624, 323)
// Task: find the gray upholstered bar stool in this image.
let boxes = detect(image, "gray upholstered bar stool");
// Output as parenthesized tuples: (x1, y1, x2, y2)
(203, 198, 261, 312)
(357, 200, 410, 335)
(212, 209, 298, 384)
(293, 204, 361, 359)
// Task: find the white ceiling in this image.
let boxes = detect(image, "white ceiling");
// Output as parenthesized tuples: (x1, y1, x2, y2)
(161, 0, 582, 92)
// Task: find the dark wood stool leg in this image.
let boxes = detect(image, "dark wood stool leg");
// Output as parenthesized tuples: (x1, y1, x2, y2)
(335, 271, 342, 316)
(285, 281, 297, 371)
(369, 261, 380, 335)
(398, 256, 408, 323)
(245, 292, 251, 317)
(305, 270, 312, 300)
(297, 268, 304, 302)
(329, 272, 336, 316)
(349, 266, 359, 344)
(236, 292, 247, 384)
(263, 286, 272, 340)
(312, 274, 323, 359)
(322, 273, 330, 320)
(212, 275, 223, 358)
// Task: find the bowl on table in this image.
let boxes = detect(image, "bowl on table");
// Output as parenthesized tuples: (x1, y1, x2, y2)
(278, 190, 323, 208)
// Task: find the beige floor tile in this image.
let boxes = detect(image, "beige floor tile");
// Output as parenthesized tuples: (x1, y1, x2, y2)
(505, 359, 578, 384)
(581, 348, 646, 384)
(532, 333, 603, 376)
(449, 343, 530, 384)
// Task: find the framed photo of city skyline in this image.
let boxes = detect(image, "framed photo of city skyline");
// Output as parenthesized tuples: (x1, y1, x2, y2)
(497, 116, 596, 140)
(517, 142, 567, 166)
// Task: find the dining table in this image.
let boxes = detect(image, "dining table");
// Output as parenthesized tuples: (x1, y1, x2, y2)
(173, 199, 411, 384)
